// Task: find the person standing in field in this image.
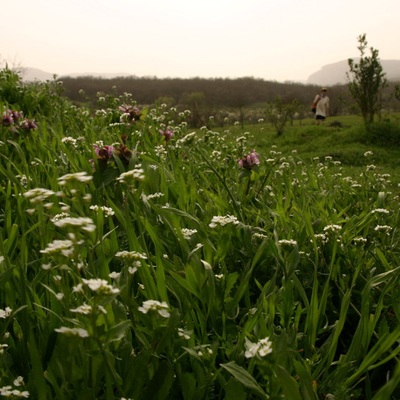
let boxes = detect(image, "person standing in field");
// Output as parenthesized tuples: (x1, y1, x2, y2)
(312, 88, 330, 124)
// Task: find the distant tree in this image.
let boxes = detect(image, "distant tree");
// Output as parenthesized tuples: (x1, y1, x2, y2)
(265, 97, 293, 136)
(347, 34, 387, 126)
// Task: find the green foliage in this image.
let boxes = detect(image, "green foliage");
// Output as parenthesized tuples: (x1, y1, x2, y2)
(347, 34, 387, 126)
(1, 68, 400, 399)
(365, 120, 400, 146)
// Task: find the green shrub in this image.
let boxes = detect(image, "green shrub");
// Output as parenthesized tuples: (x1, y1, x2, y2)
(365, 121, 400, 146)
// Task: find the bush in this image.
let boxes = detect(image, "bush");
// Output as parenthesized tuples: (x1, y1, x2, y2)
(366, 120, 400, 146)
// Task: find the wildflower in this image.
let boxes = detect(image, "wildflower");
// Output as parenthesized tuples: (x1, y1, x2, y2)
(0, 307, 12, 318)
(159, 128, 174, 142)
(70, 304, 93, 314)
(245, 337, 273, 358)
(181, 228, 197, 240)
(323, 224, 342, 233)
(90, 205, 115, 217)
(118, 104, 141, 123)
(94, 144, 114, 161)
(253, 232, 268, 239)
(115, 251, 147, 260)
(40, 239, 75, 257)
(364, 151, 373, 157)
(238, 149, 260, 170)
(58, 171, 93, 185)
(116, 167, 145, 183)
(371, 208, 389, 214)
(209, 215, 240, 228)
(178, 328, 191, 340)
(20, 118, 37, 131)
(374, 225, 392, 234)
(51, 212, 70, 222)
(278, 239, 298, 246)
(82, 278, 120, 295)
(352, 237, 368, 245)
(138, 300, 170, 318)
(55, 326, 89, 338)
(0, 344, 8, 354)
(23, 188, 55, 204)
(53, 217, 96, 233)
(141, 192, 164, 201)
(13, 377, 24, 387)
(109, 271, 121, 280)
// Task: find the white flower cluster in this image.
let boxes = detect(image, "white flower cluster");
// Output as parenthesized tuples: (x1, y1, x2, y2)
(90, 205, 115, 217)
(81, 278, 120, 295)
(245, 337, 273, 358)
(23, 188, 55, 204)
(0, 376, 29, 398)
(209, 215, 240, 228)
(117, 166, 145, 183)
(181, 228, 198, 240)
(40, 239, 76, 257)
(53, 217, 96, 233)
(55, 326, 89, 338)
(138, 300, 170, 318)
(115, 251, 147, 260)
(278, 239, 298, 246)
(0, 307, 12, 318)
(58, 171, 93, 185)
(371, 208, 389, 214)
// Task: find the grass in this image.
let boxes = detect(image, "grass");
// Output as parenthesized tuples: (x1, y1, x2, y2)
(1, 71, 400, 399)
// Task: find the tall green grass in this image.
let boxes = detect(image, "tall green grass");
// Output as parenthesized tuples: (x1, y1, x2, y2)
(1, 74, 400, 399)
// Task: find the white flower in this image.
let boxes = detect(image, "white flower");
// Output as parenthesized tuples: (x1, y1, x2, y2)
(116, 167, 145, 183)
(115, 251, 147, 260)
(371, 208, 389, 214)
(13, 377, 24, 387)
(58, 171, 93, 185)
(53, 217, 96, 233)
(40, 239, 75, 257)
(90, 205, 115, 217)
(82, 278, 120, 295)
(181, 228, 197, 240)
(138, 300, 170, 318)
(178, 328, 191, 340)
(23, 188, 55, 203)
(245, 337, 273, 358)
(209, 215, 240, 228)
(70, 304, 92, 314)
(109, 271, 121, 279)
(278, 239, 298, 246)
(55, 327, 89, 338)
(323, 224, 342, 232)
(0, 307, 12, 318)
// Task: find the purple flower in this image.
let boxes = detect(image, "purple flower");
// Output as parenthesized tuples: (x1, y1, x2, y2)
(159, 128, 174, 142)
(118, 105, 141, 123)
(94, 144, 114, 160)
(238, 150, 260, 170)
(20, 118, 38, 131)
(2, 109, 14, 126)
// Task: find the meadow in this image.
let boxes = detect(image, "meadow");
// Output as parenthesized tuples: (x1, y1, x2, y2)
(1, 71, 400, 399)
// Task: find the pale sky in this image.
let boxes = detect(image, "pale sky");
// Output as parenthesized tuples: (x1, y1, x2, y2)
(2, 0, 399, 82)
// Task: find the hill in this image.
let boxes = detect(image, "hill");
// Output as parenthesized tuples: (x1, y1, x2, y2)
(307, 59, 400, 86)
(20, 67, 132, 82)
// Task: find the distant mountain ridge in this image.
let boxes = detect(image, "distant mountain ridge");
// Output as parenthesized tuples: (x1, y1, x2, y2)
(20, 67, 133, 82)
(307, 59, 400, 86)
(18, 60, 400, 85)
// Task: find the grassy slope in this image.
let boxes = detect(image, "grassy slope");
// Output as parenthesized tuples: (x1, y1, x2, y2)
(231, 114, 400, 187)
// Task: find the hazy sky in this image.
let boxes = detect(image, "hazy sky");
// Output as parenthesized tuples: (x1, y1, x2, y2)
(2, 0, 399, 82)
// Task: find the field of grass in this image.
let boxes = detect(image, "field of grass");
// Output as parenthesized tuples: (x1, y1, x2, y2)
(1, 71, 400, 399)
